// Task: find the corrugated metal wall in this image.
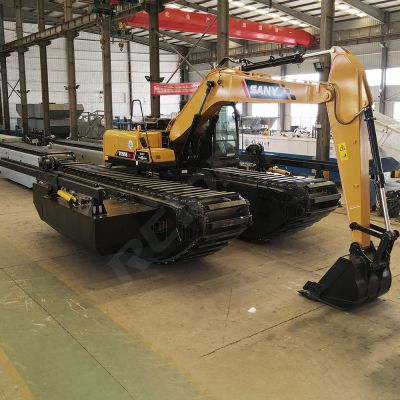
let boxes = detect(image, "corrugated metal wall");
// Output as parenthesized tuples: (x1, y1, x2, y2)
(2, 21, 180, 131)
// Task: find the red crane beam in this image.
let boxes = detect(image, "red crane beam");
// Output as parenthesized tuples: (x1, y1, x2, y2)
(125, 8, 317, 48)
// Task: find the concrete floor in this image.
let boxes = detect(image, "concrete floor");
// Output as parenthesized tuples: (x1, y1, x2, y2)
(1, 174, 400, 400)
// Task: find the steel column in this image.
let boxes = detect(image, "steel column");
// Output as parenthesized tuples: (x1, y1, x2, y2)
(64, 0, 78, 139)
(16, 0, 29, 135)
(217, 0, 229, 64)
(279, 63, 287, 131)
(179, 65, 189, 111)
(0, 75, 2, 127)
(127, 40, 133, 119)
(38, 0, 50, 138)
(0, 6, 10, 133)
(101, 17, 113, 130)
(379, 42, 388, 114)
(149, 0, 161, 118)
(316, 0, 334, 161)
(241, 102, 250, 117)
(0, 50, 2, 126)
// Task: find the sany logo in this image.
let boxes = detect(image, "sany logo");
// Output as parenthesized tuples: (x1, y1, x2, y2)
(243, 79, 296, 100)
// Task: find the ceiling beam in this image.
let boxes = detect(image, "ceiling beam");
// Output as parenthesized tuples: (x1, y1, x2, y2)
(176, 0, 320, 29)
(175, 0, 215, 14)
(159, 29, 215, 50)
(230, 38, 247, 45)
(0, 2, 156, 53)
(341, 0, 386, 23)
(2, 6, 63, 24)
(127, 32, 188, 54)
(188, 21, 400, 65)
(174, 0, 253, 45)
(0, 0, 85, 15)
(255, 0, 320, 28)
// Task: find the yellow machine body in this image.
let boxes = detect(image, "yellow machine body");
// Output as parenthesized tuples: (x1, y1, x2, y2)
(166, 48, 371, 249)
(103, 47, 383, 250)
(101, 47, 398, 309)
(103, 128, 175, 164)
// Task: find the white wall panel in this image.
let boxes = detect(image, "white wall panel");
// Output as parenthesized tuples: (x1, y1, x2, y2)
(2, 22, 180, 130)
(388, 51, 400, 68)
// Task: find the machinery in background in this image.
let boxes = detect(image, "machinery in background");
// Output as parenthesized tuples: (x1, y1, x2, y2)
(16, 103, 84, 143)
(241, 110, 400, 217)
(239, 116, 278, 136)
(0, 141, 75, 188)
(49, 139, 103, 165)
(0, 134, 22, 144)
(78, 111, 105, 140)
(240, 110, 400, 176)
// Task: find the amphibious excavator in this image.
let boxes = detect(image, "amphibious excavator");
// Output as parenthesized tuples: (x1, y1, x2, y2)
(0, 46, 398, 308)
(101, 46, 399, 308)
(104, 64, 341, 241)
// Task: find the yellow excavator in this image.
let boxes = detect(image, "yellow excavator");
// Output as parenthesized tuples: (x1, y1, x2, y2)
(1, 46, 397, 309)
(102, 46, 398, 309)
(104, 57, 342, 241)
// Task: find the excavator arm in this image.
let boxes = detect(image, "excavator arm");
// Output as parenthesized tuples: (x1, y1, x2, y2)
(302, 48, 399, 308)
(168, 46, 398, 309)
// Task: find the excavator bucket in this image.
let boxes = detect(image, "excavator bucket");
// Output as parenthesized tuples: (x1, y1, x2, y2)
(299, 103, 399, 310)
(300, 227, 398, 310)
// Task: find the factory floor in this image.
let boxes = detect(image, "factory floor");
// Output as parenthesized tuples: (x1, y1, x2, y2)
(1, 175, 400, 400)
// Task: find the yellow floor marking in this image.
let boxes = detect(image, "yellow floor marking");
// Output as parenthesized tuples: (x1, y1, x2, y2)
(0, 349, 35, 400)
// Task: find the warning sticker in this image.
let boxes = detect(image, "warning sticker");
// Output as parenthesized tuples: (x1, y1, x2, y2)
(337, 142, 349, 161)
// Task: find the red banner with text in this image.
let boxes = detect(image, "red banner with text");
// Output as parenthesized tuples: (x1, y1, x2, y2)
(150, 82, 201, 96)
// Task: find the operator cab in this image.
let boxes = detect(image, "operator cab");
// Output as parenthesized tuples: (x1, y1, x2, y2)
(194, 104, 240, 168)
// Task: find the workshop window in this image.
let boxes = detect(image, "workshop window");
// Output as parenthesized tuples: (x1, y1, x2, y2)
(365, 69, 382, 86)
(285, 73, 320, 82)
(290, 103, 318, 130)
(386, 68, 400, 85)
(394, 102, 400, 121)
(251, 103, 279, 118)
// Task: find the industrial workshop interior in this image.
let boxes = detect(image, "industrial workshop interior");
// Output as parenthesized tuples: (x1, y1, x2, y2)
(1, 0, 400, 398)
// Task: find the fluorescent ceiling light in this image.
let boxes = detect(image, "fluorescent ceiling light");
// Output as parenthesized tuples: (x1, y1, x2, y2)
(167, 4, 181, 8)
(279, 16, 290, 21)
(232, 1, 244, 6)
(348, 8, 360, 14)
(357, 12, 367, 17)
(299, 23, 309, 27)
(244, 4, 257, 11)
(268, 12, 280, 18)
(290, 20, 301, 25)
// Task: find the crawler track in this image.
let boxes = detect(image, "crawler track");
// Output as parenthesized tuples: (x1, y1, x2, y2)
(199, 167, 340, 240)
(56, 163, 252, 262)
